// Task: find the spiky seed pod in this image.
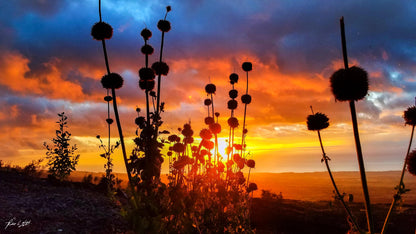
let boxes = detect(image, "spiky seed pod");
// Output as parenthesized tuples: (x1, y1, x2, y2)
(228, 100, 238, 110)
(247, 159, 255, 168)
(229, 89, 238, 99)
(205, 84, 216, 94)
(247, 183, 258, 193)
(141, 28, 152, 40)
(242, 62, 252, 72)
(182, 128, 193, 138)
(230, 73, 239, 84)
(204, 99, 212, 106)
(200, 129, 213, 140)
(141, 44, 154, 55)
(139, 67, 155, 80)
(168, 134, 179, 142)
(204, 116, 215, 125)
(106, 118, 114, 124)
(228, 117, 239, 128)
(139, 80, 155, 91)
(151, 61, 169, 76)
(172, 143, 185, 153)
(157, 20, 171, 32)
(209, 123, 221, 134)
(407, 150, 416, 176)
(404, 106, 416, 126)
(101, 73, 124, 89)
(91, 21, 113, 40)
(307, 112, 330, 131)
(104, 95, 113, 102)
(330, 66, 369, 101)
(241, 94, 252, 104)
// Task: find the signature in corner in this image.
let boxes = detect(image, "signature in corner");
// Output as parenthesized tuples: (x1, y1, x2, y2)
(4, 217, 31, 230)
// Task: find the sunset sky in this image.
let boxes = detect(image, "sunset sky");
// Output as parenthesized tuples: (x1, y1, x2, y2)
(1, 0, 416, 174)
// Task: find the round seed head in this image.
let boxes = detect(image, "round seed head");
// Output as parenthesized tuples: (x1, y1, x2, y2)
(182, 127, 193, 138)
(184, 137, 194, 144)
(307, 112, 330, 131)
(242, 62, 252, 72)
(209, 123, 221, 134)
(204, 116, 215, 125)
(139, 67, 155, 80)
(215, 112, 220, 117)
(140, 28, 152, 40)
(205, 84, 216, 94)
(104, 95, 113, 102)
(91, 21, 113, 40)
(404, 106, 416, 126)
(228, 117, 239, 128)
(141, 44, 154, 55)
(229, 73, 239, 84)
(407, 149, 416, 176)
(172, 142, 185, 153)
(204, 98, 212, 106)
(229, 89, 238, 99)
(135, 116, 146, 127)
(246, 159, 255, 168)
(247, 182, 258, 193)
(200, 129, 212, 140)
(168, 134, 179, 142)
(157, 20, 171, 32)
(151, 61, 169, 76)
(227, 99, 238, 110)
(101, 73, 124, 89)
(241, 94, 252, 104)
(330, 66, 369, 101)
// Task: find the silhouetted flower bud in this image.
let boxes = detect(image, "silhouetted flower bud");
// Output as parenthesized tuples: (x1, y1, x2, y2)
(141, 44, 154, 55)
(229, 73, 239, 84)
(330, 66, 369, 101)
(166, 6, 171, 12)
(404, 106, 416, 126)
(139, 80, 155, 91)
(151, 61, 169, 76)
(172, 143, 185, 153)
(182, 127, 193, 138)
(215, 112, 220, 117)
(205, 84, 216, 94)
(150, 91, 156, 97)
(209, 123, 221, 134)
(106, 118, 114, 124)
(184, 137, 194, 144)
(241, 94, 252, 104)
(141, 28, 152, 40)
(242, 62, 252, 72)
(91, 21, 113, 40)
(307, 112, 329, 131)
(202, 140, 214, 150)
(104, 95, 113, 102)
(229, 89, 238, 99)
(227, 100, 238, 110)
(139, 67, 155, 80)
(228, 117, 239, 128)
(101, 73, 124, 89)
(157, 20, 171, 32)
(200, 129, 212, 140)
(135, 116, 145, 126)
(204, 99, 212, 106)
(246, 159, 255, 168)
(168, 134, 179, 142)
(247, 183, 258, 193)
(204, 117, 214, 125)
(183, 123, 191, 130)
(243, 129, 248, 134)
(407, 150, 416, 176)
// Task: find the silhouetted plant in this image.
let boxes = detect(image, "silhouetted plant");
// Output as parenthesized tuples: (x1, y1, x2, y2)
(381, 104, 416, 233)
(44, 112, 79, 181)
(97, 134, 119, 191)
(330, 17, 374, 234)
(307, 106, 361, 232)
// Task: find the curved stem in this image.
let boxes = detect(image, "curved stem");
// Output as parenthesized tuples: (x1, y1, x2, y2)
(381, 125, 415, 234)
(317, 130, 361, 232)
(350, 100, 374, 234)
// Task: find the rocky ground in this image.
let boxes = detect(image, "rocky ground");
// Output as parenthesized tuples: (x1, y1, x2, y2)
(1, 168, 416, 234)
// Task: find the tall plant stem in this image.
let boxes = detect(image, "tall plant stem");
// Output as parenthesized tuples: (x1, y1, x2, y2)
(381, 124, 415, 234)
(317, 130, 361, 232)
(349, 100, 374, 234)
(100, 39, 133, 188)
(340, 17, 374, 233)
(241, 71, 249, 158)
(155, 30, 166, 138)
